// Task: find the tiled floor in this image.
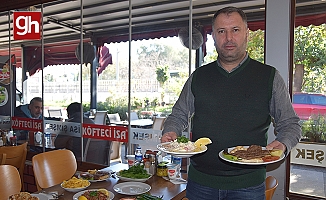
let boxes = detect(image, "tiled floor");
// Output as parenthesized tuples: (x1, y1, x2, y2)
(290, 164, 326, 198)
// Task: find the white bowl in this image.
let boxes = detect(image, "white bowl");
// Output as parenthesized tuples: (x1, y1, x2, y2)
(60, 181, 90, 193)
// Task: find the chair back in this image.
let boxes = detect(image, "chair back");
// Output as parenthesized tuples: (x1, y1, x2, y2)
(152, 117, 166, 130)
(127, 112, 139, 120)
(110, 141, 122, 164)
(84, 139, 111, 166)
(48, 109, 62, 117)
(107, 113, 121, 124)
(0, 165, 21, 199)
(0, 142, 27, 190)
(265, 176, 278, 200)
(94, 111, 108, 125)
(32, 149, 77, 190)
(0, 153, 6, 165)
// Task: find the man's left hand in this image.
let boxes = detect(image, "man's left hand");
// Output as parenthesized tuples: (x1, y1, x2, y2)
(266, 140, 286, 152)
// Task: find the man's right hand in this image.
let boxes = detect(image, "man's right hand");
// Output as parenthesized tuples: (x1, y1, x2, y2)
(161, 132, 177, 142)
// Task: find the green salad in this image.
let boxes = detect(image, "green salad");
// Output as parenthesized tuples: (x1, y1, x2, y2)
(118, 165, 151, 179)
(176, 135, 189, 143)
(136, 193, 163, 200)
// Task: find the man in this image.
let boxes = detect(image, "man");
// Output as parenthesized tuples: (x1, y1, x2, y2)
(15, 97, 42, 119)
(55, 102, 94, 159)
(65, 102, 94, 124)
(161, 7, 301, 200)
(56, 102, 110, 165)
(14, 97, 43, 140)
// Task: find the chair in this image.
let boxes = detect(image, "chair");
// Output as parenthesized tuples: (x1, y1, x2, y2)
(0, 165, 21, 199)
(110, 141, 122, 164)
(107, 113, 121, 124)
(0, 153, 6, 165)
(126, 112, 139, 121)
(265, 176, 278, 200)
(48, 109, 62, 117)
(152, 117, 166, 130)
(83, 139, 111, 166)
(84, 111, 111, 165)
(32, 149, 77, 190)
(94, 111, 108, 125)
(0, 142, 27, 191)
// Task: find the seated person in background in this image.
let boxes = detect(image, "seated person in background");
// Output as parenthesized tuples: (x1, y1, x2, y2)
(55, 102, 93, 159)
(56, 102, 111, 165)
(65, 102, 94, 124)
(15, 97, 43, 119)
(14, 97, 43, 140)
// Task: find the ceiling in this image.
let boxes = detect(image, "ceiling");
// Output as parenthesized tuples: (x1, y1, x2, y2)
(0, 0, 325, 71)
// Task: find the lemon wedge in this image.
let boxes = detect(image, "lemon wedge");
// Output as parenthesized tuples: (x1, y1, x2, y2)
(194, 137, 212, 148)
(98, 188, 109, 196)
(78, 195, 88, 200)
(270, 149, 283, 157)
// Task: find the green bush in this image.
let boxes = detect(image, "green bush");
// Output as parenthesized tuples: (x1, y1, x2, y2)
(82, 96, 173, 121)
(301, 115, 326, 143)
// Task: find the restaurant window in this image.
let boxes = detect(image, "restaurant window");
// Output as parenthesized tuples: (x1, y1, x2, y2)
(289, 3, 326, 199)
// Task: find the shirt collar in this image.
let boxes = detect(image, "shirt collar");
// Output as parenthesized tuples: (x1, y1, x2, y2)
(217, 52, 249, 73)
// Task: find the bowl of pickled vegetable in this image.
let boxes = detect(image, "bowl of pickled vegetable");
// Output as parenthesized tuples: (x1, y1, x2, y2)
(116, 165, 152, 182)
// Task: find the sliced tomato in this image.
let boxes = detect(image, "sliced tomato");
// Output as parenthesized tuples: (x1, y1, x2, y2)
(262, 156, 280, 162)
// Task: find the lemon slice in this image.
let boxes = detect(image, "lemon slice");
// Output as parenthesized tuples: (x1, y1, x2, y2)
(78, 195, 88, 200)
(194, 137, 212, 148)
(98, 188, 109, 196)
(270, 149, 283, 157)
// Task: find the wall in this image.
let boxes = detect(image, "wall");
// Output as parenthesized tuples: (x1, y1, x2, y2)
(265, 0, 293, 199)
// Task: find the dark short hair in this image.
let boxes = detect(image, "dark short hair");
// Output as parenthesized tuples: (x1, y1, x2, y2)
(30, 97, 42, 105)
(67, 102, 81, 117)
(212, 6, 248, 28)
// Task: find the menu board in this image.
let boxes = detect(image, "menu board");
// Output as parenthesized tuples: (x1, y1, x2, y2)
(0, 56, 16, 116)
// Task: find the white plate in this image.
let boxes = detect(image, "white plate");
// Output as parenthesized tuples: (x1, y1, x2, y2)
(219, 146, 285, 165)
(116, 172, 152, 182)
(113, 182, 151, 195)
(31, 193, 50, 200)
(156, 142, 207, 158)
(73, 189, 114, 200)
(78, 171, 111, 182)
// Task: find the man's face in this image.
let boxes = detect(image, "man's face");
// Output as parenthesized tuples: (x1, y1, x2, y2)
(29, 101, 42, 118)
(212, 12, 249, 64)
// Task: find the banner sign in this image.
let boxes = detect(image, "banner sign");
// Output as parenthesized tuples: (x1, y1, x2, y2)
(129, 128, 162, 145)
(82, 123, 128, 143)
(291, 142, 325, 167)
(127, 129, 190, 150)
(11, 118, 128, 142)
(44, 121, 82, 137)
(11, 116, 42, 132)
(13, 11, 41, 40)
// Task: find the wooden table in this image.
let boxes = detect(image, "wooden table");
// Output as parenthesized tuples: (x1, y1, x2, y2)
(37, 163, 187, 200)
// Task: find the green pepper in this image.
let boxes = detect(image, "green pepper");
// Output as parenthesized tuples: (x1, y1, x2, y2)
(223, 154, 238, 161)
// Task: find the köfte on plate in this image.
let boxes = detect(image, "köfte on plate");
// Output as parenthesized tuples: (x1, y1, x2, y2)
(73, 189, 114, 200)
(78, 169, 111, 182)
(220, 145, 284, 165)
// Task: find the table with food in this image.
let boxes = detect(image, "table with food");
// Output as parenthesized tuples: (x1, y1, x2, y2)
(8, 136, 215, 200)
(9, 135, 286, 200)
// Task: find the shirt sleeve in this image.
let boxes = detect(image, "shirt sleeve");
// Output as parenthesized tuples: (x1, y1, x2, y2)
(270, 70, 302, 155)
(162, 74, 195, 136)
